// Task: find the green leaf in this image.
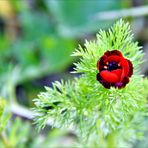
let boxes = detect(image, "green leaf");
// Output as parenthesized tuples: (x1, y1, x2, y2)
(46, 0, 125, 37)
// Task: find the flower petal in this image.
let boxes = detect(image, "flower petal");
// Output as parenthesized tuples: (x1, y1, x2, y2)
(104, 55, 121, 63)
(100, 70, 119, 83)
(121, 58, 129, 75)
(109, 50, 123, 56)
(115, 76, 130, 88)
(104, 50, 123, 57)
(111, 69, 122, 77)
(96, 73, 111, 89)
(127, 59, 133, 77)
(97, 55, 107, 71)
(120, 58, 129, 81)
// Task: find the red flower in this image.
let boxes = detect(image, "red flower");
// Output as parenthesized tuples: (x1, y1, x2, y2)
(96, 50, 133, 89)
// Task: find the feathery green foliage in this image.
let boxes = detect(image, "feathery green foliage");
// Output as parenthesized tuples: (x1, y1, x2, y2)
(33, 20, 148, 146)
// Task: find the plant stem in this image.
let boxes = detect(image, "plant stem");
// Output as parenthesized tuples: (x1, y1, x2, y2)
(93, 6, 148, 21)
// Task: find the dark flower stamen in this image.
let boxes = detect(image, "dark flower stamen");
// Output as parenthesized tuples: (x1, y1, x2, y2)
(107, 62, 119, 71)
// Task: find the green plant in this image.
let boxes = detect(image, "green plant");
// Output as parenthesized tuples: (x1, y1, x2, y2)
(0, 5, 76, 104)
(33, 19, 148, 147)
(0, 98, 11, 147)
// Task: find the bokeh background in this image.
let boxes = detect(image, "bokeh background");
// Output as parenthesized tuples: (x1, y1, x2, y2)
(0, 0, 148, 147)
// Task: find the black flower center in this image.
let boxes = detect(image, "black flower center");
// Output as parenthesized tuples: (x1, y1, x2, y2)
(107, 62, 119, 71)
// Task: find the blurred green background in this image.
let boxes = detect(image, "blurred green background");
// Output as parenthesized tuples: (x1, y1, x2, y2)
(0, 0, 148, 147)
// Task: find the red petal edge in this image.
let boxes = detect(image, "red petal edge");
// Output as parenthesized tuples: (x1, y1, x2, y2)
(127, 59, 133, 77)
